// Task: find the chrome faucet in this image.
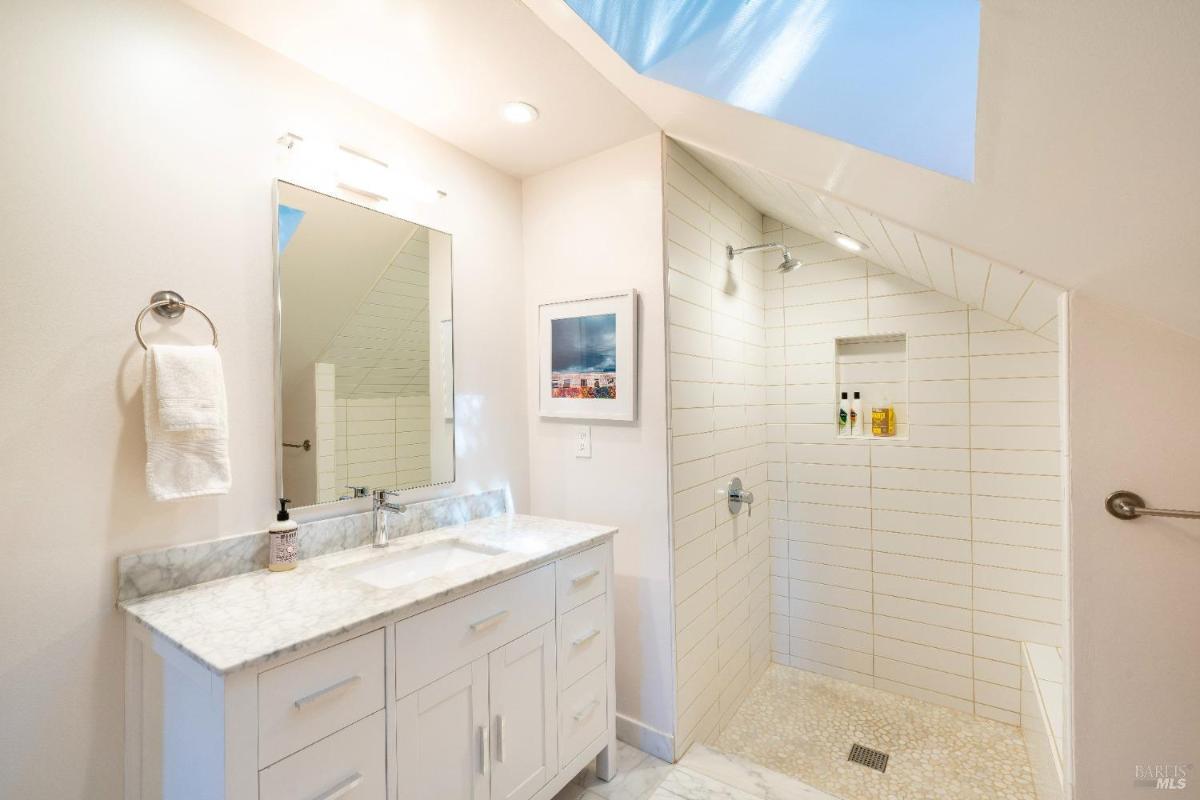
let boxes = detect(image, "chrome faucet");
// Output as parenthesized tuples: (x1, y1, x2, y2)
(372, 489, 407, 548)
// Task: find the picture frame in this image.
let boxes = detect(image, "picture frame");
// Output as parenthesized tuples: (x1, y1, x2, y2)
(538, 290, 638, 421)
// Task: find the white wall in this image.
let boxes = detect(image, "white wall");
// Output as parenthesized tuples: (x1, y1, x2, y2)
(663, 141, 773, 755)
(522, 134, 676, 754)
(1067, 295, 1200, 799)
(0, 1, 528, 796)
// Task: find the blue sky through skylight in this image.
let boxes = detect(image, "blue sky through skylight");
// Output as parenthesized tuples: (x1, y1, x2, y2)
(565, 0, 979, 180)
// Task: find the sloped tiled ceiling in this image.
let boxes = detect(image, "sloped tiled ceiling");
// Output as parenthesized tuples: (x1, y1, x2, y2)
(682, 140, 1063, 340)
(318, 227, 431, 399)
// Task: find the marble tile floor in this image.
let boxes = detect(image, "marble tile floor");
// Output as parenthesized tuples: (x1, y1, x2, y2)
(716, 664, 1038, 800)
(553, 740, 838, 800)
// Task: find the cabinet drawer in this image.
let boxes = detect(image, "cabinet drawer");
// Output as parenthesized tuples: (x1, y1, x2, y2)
(259, 629, 385, 768)
(260, 710, 385, 800)
(395, 565, 555, 698)
(556, 545, 606, 612)
(559, 663, 607, 769)
(558, 594, 607, 689)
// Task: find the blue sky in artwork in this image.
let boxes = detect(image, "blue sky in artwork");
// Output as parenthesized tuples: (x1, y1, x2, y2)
(563, 0, 979, 180)
(552, 314, 617, 373)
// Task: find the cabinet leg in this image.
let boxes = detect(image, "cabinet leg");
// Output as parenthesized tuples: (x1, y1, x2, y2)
(595, 733, 618, 782)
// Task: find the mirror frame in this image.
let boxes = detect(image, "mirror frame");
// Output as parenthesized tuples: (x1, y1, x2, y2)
(272, 179, 457, 510)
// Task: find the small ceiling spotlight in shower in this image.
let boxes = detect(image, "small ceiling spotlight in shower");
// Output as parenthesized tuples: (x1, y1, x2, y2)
(727, 242, 800, 273)
(833, 232, 868, 253)
(501, 101, 539, 124)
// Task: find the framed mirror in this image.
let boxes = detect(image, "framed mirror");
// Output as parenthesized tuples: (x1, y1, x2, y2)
(275, 181, 454, 507)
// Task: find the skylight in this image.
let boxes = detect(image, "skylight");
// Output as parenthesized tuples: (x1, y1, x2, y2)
(565, 0, 980, 181)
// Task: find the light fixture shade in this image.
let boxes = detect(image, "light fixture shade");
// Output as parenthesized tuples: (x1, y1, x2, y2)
(501, 101, 539, 124)
(833, 232, 867, 253)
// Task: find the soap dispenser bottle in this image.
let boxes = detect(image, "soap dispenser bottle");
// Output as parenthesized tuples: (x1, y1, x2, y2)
(268, 498, 298, 572)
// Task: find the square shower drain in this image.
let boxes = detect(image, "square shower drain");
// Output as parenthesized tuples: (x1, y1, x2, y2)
(848, 743, 890, 773)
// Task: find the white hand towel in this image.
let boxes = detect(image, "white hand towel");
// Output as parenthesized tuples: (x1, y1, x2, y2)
(150, 344, 224, 430)
(144, 345, 231, 501)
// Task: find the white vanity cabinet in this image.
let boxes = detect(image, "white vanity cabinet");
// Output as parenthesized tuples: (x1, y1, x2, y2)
(395, 623, 557, 800)
(123, 538, 616, 800)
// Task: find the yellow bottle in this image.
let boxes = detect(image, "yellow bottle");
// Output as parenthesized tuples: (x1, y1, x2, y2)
(871, 404, 896, 437)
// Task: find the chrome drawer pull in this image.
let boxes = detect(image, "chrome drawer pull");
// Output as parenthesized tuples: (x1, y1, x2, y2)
(572, 698, 600, 721)
(313, 772, 362, 800)
(293, 675, 361, 710)
(469, 609, 509, 633)
(495, 714, 506, 763)
(479, 724, 490, 776)
(571, 628, 601, 647)
(570, 568, 600, 585)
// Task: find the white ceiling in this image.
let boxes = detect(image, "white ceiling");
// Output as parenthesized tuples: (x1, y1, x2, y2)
(683, 141, 1063, 340)
(523, 0, 1200, 339)
(180, 0, 656, 177)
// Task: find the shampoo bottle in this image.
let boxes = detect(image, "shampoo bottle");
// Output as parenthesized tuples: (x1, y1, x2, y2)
(838, 392, 850, 436)
(268, 498, 298, 572)
(850, 391, 862, 436)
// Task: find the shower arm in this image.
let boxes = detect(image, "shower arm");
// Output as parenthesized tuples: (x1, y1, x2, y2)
(727, 242, 785, 259)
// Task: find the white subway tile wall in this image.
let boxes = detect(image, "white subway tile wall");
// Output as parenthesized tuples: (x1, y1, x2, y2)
(665, 140, 1064, 736)
(333, 395, 432, 495)
(666, 139, 772, 755)
(315, 363, 338, 502)
(763, 215, 1063, 724)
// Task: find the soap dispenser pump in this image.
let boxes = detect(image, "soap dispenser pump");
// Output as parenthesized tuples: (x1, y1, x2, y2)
(268, 498, 298, 572)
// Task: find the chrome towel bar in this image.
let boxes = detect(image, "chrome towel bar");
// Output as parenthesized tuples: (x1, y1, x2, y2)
(1105, 490, 1200, 521)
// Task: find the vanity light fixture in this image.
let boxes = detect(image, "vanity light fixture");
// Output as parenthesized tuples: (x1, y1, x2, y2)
(833, 232, 868, 253)
(336, 145, 390, 201)
(501, 101, 539, 124)
(276, 132, 445, 202)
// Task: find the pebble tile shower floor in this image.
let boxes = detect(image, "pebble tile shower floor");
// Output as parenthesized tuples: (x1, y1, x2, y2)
(715, 664, 1037, 800)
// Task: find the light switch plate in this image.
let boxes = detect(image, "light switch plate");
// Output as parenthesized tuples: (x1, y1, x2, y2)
(575, 426, 591, 458)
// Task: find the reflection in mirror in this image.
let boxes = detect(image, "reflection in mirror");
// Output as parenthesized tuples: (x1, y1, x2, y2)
(276, 181, 454, 507)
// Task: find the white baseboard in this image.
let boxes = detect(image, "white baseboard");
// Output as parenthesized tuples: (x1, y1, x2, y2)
(616, 713, 675, 763)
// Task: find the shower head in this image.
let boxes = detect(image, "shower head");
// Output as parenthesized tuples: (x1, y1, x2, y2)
(727, 242, 802, 273)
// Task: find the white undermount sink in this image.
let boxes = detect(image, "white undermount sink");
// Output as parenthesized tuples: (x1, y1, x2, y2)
(336, 539, 506, 589)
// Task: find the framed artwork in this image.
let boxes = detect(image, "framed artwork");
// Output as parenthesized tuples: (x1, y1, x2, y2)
(538, 290, 638, 421)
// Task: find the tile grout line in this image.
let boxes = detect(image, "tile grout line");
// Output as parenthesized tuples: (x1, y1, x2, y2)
(967, 306, 977, 715)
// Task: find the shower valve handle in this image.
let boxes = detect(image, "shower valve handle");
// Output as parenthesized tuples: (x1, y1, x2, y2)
(726, 478, 754, 517)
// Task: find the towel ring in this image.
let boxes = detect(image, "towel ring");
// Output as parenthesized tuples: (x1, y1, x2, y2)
(135, 291, 219, 350)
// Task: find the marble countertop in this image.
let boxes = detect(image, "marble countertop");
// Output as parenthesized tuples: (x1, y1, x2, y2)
(120, 514, 616, 675)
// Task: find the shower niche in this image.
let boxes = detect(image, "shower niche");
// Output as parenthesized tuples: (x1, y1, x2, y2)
(833, 332, 908, 440)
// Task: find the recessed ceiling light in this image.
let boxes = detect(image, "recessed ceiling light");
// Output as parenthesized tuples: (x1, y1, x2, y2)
(501, 101, 539, 124)
(833, 232, 867, 253)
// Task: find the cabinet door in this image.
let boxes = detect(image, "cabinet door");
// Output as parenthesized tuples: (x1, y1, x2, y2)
(396, 657, 489, 800)
(488, 623, 557, 800)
